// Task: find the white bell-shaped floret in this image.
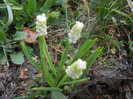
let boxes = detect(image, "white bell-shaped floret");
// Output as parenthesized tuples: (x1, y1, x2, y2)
(68, 21, 84, 44)
(66, 59, 86, 79)
(36, 13, 47, 36)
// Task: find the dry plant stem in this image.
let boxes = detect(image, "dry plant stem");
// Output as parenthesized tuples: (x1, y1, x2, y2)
(127, 0, 133, 12)
(124, 27, 132, 50)
(103, 32, 115, 61)
(2, 45, 9, 66)
(83, 0, 90, 32)
(76, 11, 86, 21)
(60, 10, 86, 37)
(50, 45, 71, 58)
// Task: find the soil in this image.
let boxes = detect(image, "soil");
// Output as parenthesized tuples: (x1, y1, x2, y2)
(0, 59, 39, 99)
(0, 26, 133, 99)
(0, 45, 133, 99)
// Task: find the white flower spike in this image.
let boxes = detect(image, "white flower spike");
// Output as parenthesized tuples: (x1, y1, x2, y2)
(66, 59, 86, 79)
(68, 21, 84, 44)
(36, 13, 47, 36)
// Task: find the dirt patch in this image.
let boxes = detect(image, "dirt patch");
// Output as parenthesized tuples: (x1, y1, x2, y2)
(0, 59, 40, 99)
(0, 48, 133, 99)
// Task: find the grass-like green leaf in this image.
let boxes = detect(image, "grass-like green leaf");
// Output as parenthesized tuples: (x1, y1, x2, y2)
(21, 41, 42, 72)
(112, 9, 131, 19)
(0, 30, 6, 44)
(44, 0, 56, 9)
(60, 77, 90, 85)
(0, 52, 6, 64)
(32, 87, 62, 91)
(2, 0, 13, 29)
(40, 56, 54, 86)
(39, 38, 55, 86)
(27, 0, 37, 16)
(47, 12, 60, 18)
(57, 74, 68, 88)
(61, 39, 98, 79)
(55, 42, 71, 85)
(39, 36, 56, 77)
(70, 38, 97, 65)
(81, 47, 103, 78)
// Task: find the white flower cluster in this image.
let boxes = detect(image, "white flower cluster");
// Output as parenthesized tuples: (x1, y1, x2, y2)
(68, 21, 84, 44)
(66, 59, 86, 79)
(36, 13, 47, 36)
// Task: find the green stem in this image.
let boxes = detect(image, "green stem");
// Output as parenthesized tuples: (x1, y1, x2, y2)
(32, 87, 62, 91)
(57, 74, 68, 88)
(71, 79, 76, 87)
(39, 36, 55, 85)
(60, 78, 90, 86)
(2, 45, 9, 66)
(44, 0, 55, 9)
(21, 41, 42, 72)
(55, 42, 71, 86)
(40, 56, 53, 86)
(65, 0, 68, 28)
(39, 36, 57, 77)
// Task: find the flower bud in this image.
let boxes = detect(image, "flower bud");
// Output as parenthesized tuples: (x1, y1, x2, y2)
(36, 13, 47, 36)
(66, 59, 86, 79)
(68, 21, 84, 43)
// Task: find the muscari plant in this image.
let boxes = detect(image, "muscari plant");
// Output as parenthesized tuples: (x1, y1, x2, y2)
(21, 13, 103, 98)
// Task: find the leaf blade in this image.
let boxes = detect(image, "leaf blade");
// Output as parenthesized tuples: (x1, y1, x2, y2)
(70, 38, 97, 65)
(55, 42, 71, 85)
(21, 41, 42, 72)
(10, 52, 24, 65)
(81, 47, 103, 78)
(32, 87, 62, 91)
(60, 77, 90, 85)
(51, 91, 67, 99)
(39, 36, 56, 77)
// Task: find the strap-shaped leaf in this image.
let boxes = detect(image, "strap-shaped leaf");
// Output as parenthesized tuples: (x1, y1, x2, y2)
(61, 39, 98, 79)
(55, 42, 71, 85)
(57, 74, 68, 88)
(0, 30, 6, 44)
(39, 37, 55, 85)
(112, 9, 131, 19)
(44, 0, 55, 9)
(39, 36, 56, 77)
(27, 0, 37, 13)
(81, 47, 103, 78)
(60, 77, 90, 85)
(21, 41, 42, 72)
(69, 38, 97, 65)
(32, 87, 62, 91)
(2, 0, 13, 29)
(40, 56, 54, 86)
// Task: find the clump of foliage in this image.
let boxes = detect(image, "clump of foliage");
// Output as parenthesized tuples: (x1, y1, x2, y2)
(20, 13, 103, 98)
